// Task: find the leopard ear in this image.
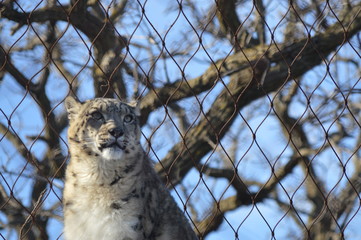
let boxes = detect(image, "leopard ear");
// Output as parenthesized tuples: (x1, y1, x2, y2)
(65, 96, 82, 120)
(128, 100, 140, 117)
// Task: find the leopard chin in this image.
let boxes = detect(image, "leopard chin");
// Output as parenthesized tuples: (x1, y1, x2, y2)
(101, 146, 125, 160)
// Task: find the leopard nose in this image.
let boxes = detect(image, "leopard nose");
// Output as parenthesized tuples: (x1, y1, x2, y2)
(109, 127, 124, 138)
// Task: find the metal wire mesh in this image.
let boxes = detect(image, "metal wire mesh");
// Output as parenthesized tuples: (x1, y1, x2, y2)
(0, 0, 361, 239)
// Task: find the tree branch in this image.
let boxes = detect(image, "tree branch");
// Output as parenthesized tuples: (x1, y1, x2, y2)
(141, 2, 361, 125)
(273, 83, 340, 240)
(155, 57, 270, 186)
(0, 113, 40, 167)
(154, 1, 361, 186)
(215, 0, 241, 39)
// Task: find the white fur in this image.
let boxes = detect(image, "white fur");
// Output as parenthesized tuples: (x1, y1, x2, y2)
(101, 147, 125, 160)
(64, 158, 142, 240)
(64, 204, 139, 240)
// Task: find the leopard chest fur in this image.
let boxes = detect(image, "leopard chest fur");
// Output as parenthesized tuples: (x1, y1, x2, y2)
(63, 162, 147, 240)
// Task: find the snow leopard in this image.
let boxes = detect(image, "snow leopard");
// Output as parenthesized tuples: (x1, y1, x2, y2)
(63, 96, 198, 240)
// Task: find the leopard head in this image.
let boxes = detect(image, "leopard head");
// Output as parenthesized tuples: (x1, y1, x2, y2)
(65, 96, 141, 160)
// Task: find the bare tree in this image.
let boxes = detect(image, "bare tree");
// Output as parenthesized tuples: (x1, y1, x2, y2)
(0, 0, 360, 239)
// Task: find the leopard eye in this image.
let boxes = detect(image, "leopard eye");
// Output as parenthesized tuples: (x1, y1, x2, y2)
(123, 114, 134, 123)
(90, 111, 103, 121)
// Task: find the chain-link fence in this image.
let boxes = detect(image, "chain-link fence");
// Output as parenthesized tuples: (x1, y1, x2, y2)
(0, 0, 361, 239)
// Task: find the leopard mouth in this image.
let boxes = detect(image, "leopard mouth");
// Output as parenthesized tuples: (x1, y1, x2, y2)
(99, 142, 126, 151)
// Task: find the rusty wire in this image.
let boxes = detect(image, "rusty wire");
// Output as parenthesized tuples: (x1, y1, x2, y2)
(0, 0, 361, 239)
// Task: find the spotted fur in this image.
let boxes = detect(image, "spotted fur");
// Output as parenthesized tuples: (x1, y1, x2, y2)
(63, 97, 198, 240)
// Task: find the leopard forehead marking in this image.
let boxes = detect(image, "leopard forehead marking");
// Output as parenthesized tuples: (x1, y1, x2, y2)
(86, 99, 130, 114)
